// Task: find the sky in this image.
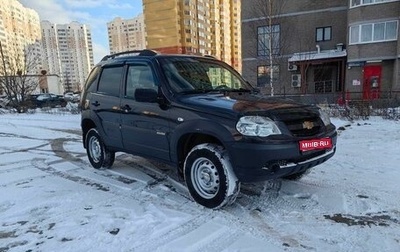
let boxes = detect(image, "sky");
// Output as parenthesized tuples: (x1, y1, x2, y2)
(1, 109, 400, 251)
(19, 0, 144, 63)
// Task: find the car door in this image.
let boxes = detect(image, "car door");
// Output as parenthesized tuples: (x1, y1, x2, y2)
(90, 64, 124, 149)
(120, 61, 171, 161)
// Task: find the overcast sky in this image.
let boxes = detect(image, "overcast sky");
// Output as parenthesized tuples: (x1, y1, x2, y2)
(19, 0, 143, 63)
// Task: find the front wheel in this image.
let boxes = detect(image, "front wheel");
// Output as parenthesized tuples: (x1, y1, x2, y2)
(184, 143, 240, 209)
(85, 128, 115, 169)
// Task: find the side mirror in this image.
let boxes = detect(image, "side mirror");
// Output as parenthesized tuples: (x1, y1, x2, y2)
(134, 88, 158, 103)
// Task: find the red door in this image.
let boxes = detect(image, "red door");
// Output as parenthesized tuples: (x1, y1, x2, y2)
(363, 65, 381, 100)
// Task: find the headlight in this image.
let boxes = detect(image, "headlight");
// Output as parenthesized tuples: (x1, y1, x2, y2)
(319, 109, 331, 126)
(236, 116, 281, 137)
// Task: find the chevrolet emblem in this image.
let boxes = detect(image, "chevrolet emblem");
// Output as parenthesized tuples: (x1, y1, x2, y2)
(303, 121, 314, 130)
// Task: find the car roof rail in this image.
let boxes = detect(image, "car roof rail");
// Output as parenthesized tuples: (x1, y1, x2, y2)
(100, 49, 159, 62)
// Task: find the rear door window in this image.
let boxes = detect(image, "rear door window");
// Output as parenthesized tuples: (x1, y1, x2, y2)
(98, 66, 124, 97)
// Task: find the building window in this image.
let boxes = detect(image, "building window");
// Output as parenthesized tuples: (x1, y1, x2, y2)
(314, 67, 334, 93)
(257, 65, 279, 87)
(351, 0, 399, 7)
(257, 25, 280, 57)
(349, 20, 398, 44)
(316, 27, 332, 42)
(315, 81, 333, 93)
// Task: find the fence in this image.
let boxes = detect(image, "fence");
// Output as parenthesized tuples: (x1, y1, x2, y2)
(274, 91, 400, 105)
(274, 91, 400, 120)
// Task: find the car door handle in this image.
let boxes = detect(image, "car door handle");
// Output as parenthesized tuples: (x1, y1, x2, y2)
(121, 104, 132, 112)
(91, 101, 100, 107)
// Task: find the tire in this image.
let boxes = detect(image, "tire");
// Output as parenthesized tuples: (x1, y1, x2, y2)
(283, 170, 310, 181)
(85, 128, 115, 169)
(184, 143, 240, 209)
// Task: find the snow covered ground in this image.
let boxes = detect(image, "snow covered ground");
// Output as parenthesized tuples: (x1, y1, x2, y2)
(0, 110, 399, 252)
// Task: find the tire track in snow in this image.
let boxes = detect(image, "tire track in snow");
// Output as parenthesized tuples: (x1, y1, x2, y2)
(30, 157, 223, 252)
(221, 194, 307, 250)
(47, 136, 336, 250)
(47, 138, 256, 252)
(131, 212, 217, 252)
(32, 158, 111, 192)
(48, 138, 318, 251)
(47, 137, 196, 208)
(50, 138, 85, 164)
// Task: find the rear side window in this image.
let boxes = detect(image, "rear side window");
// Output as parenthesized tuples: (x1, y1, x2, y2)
(84, 67, 101, 92)
(98, 66, 124, 97)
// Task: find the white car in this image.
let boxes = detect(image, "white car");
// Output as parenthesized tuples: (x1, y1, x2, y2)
(64, 92, 80, 102)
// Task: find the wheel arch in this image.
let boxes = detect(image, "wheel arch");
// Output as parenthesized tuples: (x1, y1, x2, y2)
(171, 119, 234, 175)
(81, 118, 97, 148)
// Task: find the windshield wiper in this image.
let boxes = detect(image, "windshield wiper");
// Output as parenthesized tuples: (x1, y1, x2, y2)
(225, 88, 252, 93)
(178, 89, 216, 95)
(178, 88, 254, 95)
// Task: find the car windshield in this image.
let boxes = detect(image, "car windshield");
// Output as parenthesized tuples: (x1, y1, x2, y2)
(160, 57, 253, 94)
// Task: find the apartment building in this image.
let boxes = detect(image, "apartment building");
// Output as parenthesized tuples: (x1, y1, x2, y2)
(107, 14, 146, 54)
(242, 0, 400, 102)
(347, 0, 400, 100)
(41, 21, 94, 93)
(0, 0, 41, 74)
(143, 0, 242, 71)
(242, 0, 348, 100)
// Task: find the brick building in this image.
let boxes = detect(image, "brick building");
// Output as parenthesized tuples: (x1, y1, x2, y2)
(241, 0, 400, 103)
(143, 0, 242, 71)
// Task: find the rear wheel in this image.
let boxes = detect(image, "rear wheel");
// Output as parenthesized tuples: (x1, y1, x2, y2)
(184, 143, 240, 209)
(85, 128, 115, 169)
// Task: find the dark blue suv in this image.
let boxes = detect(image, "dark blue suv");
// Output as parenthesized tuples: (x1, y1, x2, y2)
(81, 50, 337, 209)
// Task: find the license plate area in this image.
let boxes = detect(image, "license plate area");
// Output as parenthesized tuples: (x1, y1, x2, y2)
(299, 138, 332, 152)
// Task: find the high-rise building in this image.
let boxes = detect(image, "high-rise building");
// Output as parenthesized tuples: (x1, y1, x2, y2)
(0, 0, 41, 74)
(41, 21, 94, 93)
(143, 0, 241, 72)
(211, 0, 241, 71)
(107, 15, 146, 54)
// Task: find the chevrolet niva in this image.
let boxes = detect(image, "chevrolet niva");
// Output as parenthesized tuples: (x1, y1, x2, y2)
(80, 50, 337, 209)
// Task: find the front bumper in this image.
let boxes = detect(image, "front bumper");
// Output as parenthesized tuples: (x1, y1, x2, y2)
(226, 132, 337, 182)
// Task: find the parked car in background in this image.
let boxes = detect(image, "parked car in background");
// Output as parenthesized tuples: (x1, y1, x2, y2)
(28, 93, 67, 108)
(64, 92, 81, 103)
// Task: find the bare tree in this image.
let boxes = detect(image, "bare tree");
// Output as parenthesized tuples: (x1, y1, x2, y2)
(247, 0, 288, 96)
(0, 41, 40, 112)
(290, 38, 320, 94)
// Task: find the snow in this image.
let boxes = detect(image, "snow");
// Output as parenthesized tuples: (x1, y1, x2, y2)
(0, 111, 399, 252)
(288, 49, 347, 62)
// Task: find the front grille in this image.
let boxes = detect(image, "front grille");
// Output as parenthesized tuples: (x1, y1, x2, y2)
(270, 108, 323, 137)
(283, 117, 322, 137)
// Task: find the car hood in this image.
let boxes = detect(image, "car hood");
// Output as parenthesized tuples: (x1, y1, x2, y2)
(175, 92, 316, 119)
